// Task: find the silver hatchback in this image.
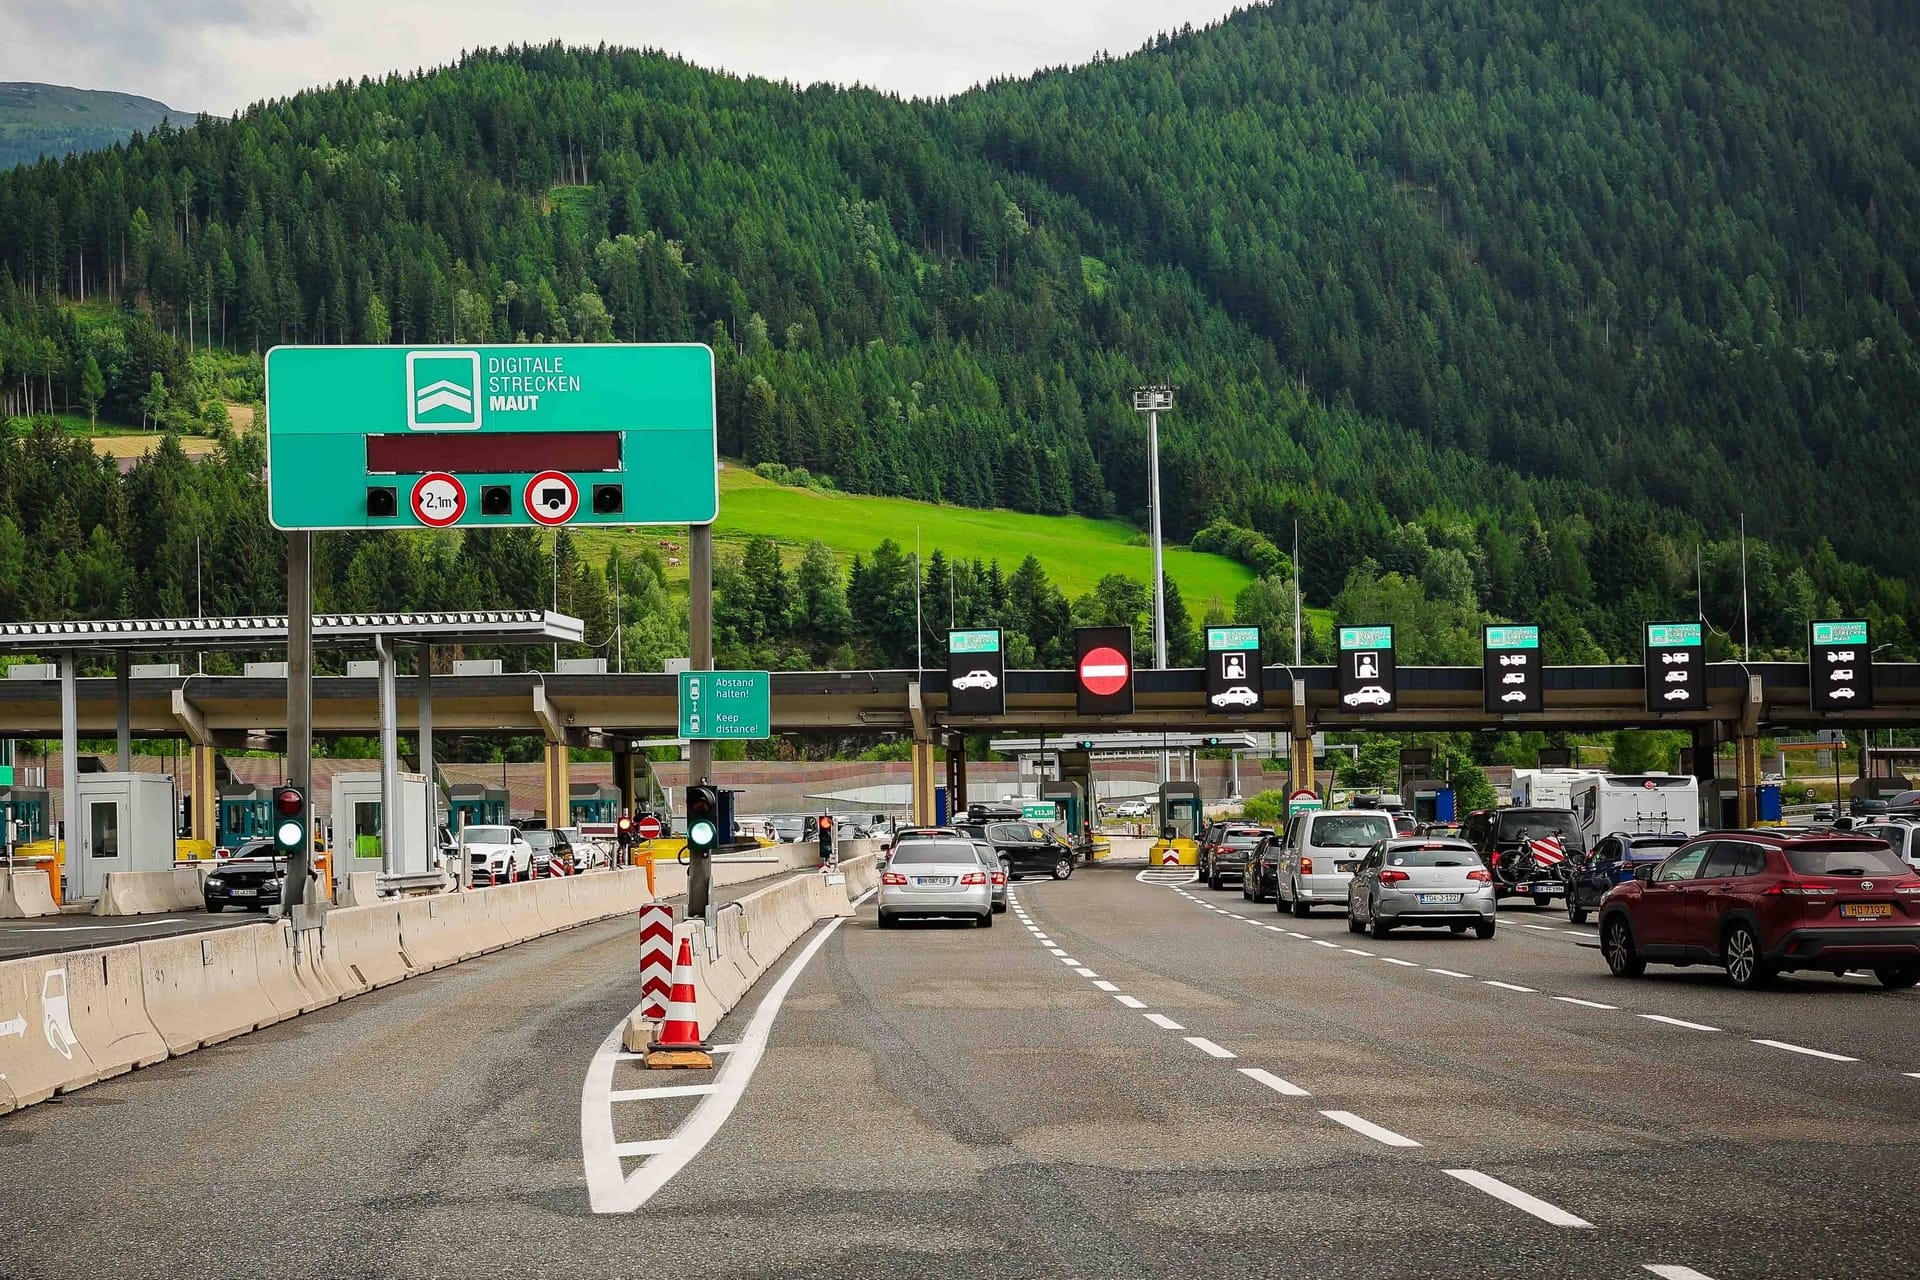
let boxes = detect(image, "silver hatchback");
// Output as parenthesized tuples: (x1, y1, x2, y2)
(1346, 838, 1497, 939)
(878, 839, 995, 928)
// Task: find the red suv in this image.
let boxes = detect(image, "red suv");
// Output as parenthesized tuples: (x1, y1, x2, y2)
(1598, 831, 1920, 988)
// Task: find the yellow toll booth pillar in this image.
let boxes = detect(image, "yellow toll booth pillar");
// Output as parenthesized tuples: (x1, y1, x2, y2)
(911, 737, 937, 827)
(544, 742, 571, 828)
(1735, 734, 1761, 829)
(1289, 678, 1314, 794)
(190, 744, 216, 846)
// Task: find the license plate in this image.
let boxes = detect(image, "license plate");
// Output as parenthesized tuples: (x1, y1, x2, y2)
(1417, 893, 1461, 905)
(915, 876, 954, 887)
(232, 889, 257, 898)
(1842, 903, 1892, 919)
(1335, 861, 1357, 873)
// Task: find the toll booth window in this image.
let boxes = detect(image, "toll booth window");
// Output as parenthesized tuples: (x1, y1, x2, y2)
(225, 807, 246, 834)
(1168, 810, 1198, 839)
(91, 802, 119, 858)
(354, 802, 382, 858)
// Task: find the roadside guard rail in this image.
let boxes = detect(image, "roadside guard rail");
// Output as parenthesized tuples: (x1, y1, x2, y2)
(0, 841, 855, 1115)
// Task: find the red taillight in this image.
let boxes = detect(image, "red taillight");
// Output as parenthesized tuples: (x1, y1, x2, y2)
(1467, 868, 1492, 882)
(1300, 857, 1314, 874)
(991, 871, 1007, 885)
(960, 871, 988, 885)
(881, 872, 908, 885)
(1488, 850, 1501, 867)
(1767, 880, 1838, 897)
(1379, 869, 1410, 885)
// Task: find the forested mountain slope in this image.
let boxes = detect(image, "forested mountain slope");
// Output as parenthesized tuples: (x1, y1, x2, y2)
(1, 2, 1916, 658)
(0, 83, 190, 171)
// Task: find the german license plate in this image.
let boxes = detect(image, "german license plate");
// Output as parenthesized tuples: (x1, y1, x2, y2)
(232, 889, 257, 898)
(916, 876, 954, 887)
(1842, 902, 1892, 919)
(1417, 893, 1461, 905)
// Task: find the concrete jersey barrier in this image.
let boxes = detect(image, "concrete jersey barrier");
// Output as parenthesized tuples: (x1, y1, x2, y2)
(0, 952, 102, 1107)
(139, 926, 280, 1054)
(0, 869, 60, 918)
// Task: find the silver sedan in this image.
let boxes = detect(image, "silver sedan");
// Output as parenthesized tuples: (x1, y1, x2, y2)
(972, 840, 1009, 913)
(1346, 838, 1497, 939)
(878, 839, 995, 928)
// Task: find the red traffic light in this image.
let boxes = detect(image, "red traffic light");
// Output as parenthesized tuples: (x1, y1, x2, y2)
(275, 786, 304, 815)
(820, 815, 833, 830)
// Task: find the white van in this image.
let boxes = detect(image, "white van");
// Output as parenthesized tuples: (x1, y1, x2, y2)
(1274, 809, 1397, 917)
(1510, 768, 1604, 809)
(1569, 774, 1699, 847)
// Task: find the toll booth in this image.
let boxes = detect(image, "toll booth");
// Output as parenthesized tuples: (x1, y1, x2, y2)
(1400, 780, 1456, 825)
(332, 772, 431, 874)
(217, 784, 272, 851)
(569, 783, 621, 826)
(449, 783, 509, 831)
(72, 773, 178, 900)
(0, 785, 51, 844)
(1149, 781, 1205, 867)
(1041, 780, 1090, 845)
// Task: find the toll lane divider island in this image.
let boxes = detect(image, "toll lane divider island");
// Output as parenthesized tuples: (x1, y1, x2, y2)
(0, 845, 830, 1115)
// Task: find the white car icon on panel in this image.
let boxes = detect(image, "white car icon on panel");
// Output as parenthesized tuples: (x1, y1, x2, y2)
(1830, 687, 1856, 700)
(951, 670, 999, 691)
(1666, 671, 1688, 683)
(1344, 685, 1392, 707)
(1664, 688, 1692, 701)
(1500, 690, 1527, 703)
(1503, 672, 1526, 685)
(1662, 651, 1689, 664)
(1499, 654, 1526, 667)
(1829, 651, 1855, 663)
(1211, 686, 1259, 707)
(1830, 669, 1854, 682)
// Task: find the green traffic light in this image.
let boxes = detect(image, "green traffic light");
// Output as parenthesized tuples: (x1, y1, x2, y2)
(689, 820, 717, 847)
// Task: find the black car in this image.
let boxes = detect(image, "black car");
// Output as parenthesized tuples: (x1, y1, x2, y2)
(203, 840, 287, 912)
(1194, 821, 1226, 880)
(1562, 832, 1689, 924)
(959, 819, 1076, 880)
(1206, 824, 1272, 891)
(1247, 834, 1286, 902)
(523, 827, 576, 877)
(1462, 806, 1585, 904)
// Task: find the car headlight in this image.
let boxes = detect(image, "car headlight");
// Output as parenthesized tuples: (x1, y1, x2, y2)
(205, 876, 225, 888)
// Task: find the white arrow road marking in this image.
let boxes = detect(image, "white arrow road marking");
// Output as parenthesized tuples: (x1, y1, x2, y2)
(0, 1015, 25, 1039)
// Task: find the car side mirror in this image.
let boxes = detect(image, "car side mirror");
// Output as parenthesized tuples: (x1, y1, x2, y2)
(1632, 864, 1656, 884)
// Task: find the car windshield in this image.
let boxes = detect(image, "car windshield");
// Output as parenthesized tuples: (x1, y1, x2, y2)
(1625, 839, 1686, 859)
(1224, 828, 1272, 846)
(1385, 844, 1476, 867)
(460, 826, 513, 846)
(1310, 816, 1391, 848)
(891, 841, 978, 866)
(1785, 843, 1909, 877)
(1494, 810, 1579, 842)
(523, 830, 558, 849)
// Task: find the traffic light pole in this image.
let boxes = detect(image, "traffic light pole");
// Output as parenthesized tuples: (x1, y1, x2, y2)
(687, 522, 714, 921)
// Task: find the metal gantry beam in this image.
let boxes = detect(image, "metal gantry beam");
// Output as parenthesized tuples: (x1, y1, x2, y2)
(0, 610, 583, 652)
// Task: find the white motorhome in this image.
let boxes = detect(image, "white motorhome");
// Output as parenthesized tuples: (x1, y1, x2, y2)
(1509, 768, 1604, 810)
(1569, 773, 1700, 847)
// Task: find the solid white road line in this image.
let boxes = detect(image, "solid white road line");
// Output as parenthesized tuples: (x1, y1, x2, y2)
(1114, 994, 1148, 1009)
(1483, 980, 1537, 993)
(1551, 996, 1618, 1010)
(607, 1083, 717, 1102)
(1428, 968, 1474, 978)
(1239, 1067, 1310, 1097)
(1074, 967, 1099, 977)
(1521, 924, 1557, 932)
(1906, 1072, 1920, 1080)
(1320, 1110, 1421, 1148)
(1381, 957, 1419, 967)
(1642, 1266, 1720, 1280)
(1443, 1169, 1594, 1228)
(609, 1139, 675, 1158)
(1093, 980, 1119, 992)
(1143, 1013, 1185, 1030)
(1638, 1014, 1719, 1032)
(613, 1043, 735, 1062)
(1752, 1038, 1859, 1062)
(1184, 1036, 1237, 1059)
(581, 889, 871, 1214)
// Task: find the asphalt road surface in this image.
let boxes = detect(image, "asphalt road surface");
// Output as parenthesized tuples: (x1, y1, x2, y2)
(5, 863, 1918, 1279)
(0, 907, 262, 959)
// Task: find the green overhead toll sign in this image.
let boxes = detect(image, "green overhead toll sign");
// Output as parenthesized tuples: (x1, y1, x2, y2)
(1813, 621, 1869, 646)
(264, 343, 717, 531)
(679, 670, 770, 740)
(1207, 626, 1260, 651)
(950, 630, 1002, 654)
(1339, 625, 1392, 651)
(1647, 622, 1703, 648)
(1486, 625, 1540, 651)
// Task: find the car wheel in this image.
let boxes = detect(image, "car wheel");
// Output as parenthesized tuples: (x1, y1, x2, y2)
(878, 912, 897, 929)
(205, 901, 223, 913)
(1052, 858, 1073, 881)
(1533, 893, 1552, 907)
(1874, 960, 1920, 989)
(1474, 920, 1496, 940)
(977, 911, 994, 928)
(1567, 899, 1589, 925)
(1369, 911, 1392, 940)
(1346, 902, 1364, 934)
(1721, 922, 1772, 989)
(1290, 887, 1310, 918)
(1208, 868, 1222, 890)
(1603, 916, 1644, 977)
(993, 901, 1007, 914)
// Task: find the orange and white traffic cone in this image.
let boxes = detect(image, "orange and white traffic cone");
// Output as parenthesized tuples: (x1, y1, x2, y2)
(644, 935, 713, 1070)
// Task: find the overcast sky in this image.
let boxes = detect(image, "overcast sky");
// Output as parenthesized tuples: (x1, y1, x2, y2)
(2, 0, 1247, 114)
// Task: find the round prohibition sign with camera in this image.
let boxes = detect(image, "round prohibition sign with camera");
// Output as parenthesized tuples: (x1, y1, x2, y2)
(523, 470, 580, 525)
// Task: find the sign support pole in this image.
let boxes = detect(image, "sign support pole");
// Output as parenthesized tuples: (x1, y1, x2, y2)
(284, 531, 313, 913)
(376, 634, 399, 877)
(688, 522, 714, 921)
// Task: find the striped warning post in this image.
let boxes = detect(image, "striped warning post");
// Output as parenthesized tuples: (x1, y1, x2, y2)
(637, 903, 675, 1021)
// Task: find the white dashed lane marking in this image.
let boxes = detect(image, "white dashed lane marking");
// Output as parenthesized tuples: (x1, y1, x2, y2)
(1092, 980, 1119, 992)
(1239, 1067, 1311, 1097)
(1482, 980, 1537, 993)
(1642, 1266, 1720, 1280)
(1551, 996, 1617, 1010)
(1184, 1036, 1238, 1059)
(1443, 1169, 1594, 1229)
(1639, 1014, 1719, 1032)
(1320, 1110, 1421, 1148)
(1428, 968, 1475, 979)
(1381, 957, 1419, 967)
(1752, 1038, 1859, 1063)
(1114, 994, 1147, 1009)
(1143, 1013, 1185, 1030)
(1073, 967, 1098, 978)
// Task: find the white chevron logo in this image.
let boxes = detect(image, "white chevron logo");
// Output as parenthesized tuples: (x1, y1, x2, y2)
(414, 380, 473, 415)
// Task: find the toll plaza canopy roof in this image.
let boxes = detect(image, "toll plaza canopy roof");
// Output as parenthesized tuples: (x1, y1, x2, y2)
(0, 611, 584, 652)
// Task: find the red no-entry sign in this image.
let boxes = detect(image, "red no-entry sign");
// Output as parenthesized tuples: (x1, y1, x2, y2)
(1079, 647, 1130, 696)
(635, 815, 662, 840)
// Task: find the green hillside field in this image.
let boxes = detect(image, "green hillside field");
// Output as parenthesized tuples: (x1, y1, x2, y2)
(574, 464, 1274, 615)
